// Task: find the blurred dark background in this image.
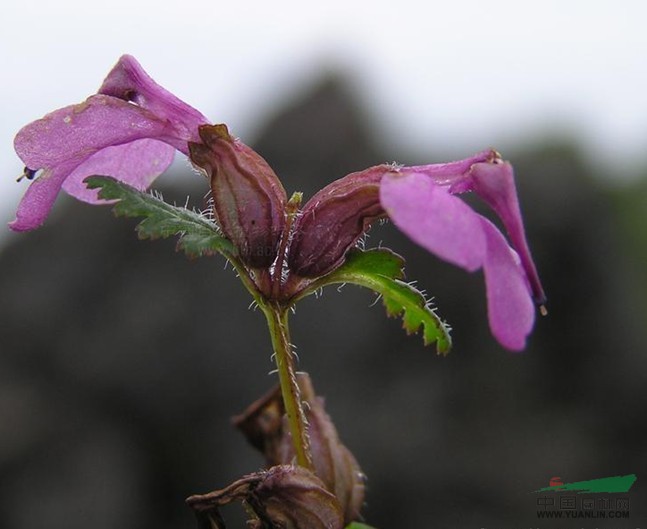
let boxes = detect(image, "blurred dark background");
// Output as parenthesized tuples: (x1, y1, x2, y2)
(1, 75, 646, 528)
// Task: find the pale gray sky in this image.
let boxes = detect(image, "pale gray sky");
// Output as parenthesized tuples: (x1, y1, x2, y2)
(2, 0, 646, 231)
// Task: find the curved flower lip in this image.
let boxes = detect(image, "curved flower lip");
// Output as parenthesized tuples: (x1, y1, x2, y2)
(380, 153, 546, 351)
(14, 95, 170, 170)
(98, 54, 209, 152)
(479, 216, 536, 350)
(10, 55, 209, 232)
(468, 160, 546, 307)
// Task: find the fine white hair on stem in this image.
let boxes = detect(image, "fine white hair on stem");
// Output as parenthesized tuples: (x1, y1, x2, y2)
(369, 293, 383, 307)
(291, 350, 300, 363)
(356, 234, 367, 251)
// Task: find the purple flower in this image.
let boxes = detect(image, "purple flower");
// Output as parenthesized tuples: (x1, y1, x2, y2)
(378, 151, 546, 351)
(10, 55, 545, 350)
(286, 151, 545, 351)
(10, 55, 208, 231)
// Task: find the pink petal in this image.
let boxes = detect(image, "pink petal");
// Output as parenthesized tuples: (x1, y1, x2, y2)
(10, 161, 79, 231)
(11, 95, 174, 231)
(98, 55, 209, 152)
(62, 138, 175, 203)
(479, 217, 535, 351)
(14, 95, 171, 169)
(380, 171, 486, 271)
(406, 149, 496, 188)
(11, 56, 211, 232)
(469, 161, 546, 306)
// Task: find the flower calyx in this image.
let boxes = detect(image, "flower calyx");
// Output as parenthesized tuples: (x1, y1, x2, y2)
(189, 124, 288, 269)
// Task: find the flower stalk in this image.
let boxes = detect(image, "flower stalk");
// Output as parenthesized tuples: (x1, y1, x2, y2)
(261, 302, 313, 470)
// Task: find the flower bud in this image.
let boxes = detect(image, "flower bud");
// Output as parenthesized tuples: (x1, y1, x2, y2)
(189, 124, 287, 268)
(287, 166, 387, 277)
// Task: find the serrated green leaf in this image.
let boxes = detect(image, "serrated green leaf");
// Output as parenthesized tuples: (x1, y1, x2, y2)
(340, 246, 407, 280)
(85, 176, 234, 259)
(300, 248, 452, 355)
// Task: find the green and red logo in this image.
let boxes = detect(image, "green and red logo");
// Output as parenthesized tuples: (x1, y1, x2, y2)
(534, 474, 637, 494)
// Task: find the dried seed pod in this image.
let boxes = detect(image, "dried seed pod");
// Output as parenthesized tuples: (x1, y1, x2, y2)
(234, 373, 366, 524)
(187, 465, 343, 529)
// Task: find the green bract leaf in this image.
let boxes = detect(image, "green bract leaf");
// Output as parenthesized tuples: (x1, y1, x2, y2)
(85, 176, 234, 259)
(299, 249, 452, 355)
(345, 523, 379, 529)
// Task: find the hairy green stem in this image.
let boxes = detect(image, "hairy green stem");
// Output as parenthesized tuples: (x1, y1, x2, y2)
(226, 251, 312, 469)
(262, 303, 313, 470)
